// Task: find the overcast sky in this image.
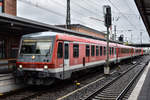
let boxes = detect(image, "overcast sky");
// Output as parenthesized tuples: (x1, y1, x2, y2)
(17, 0, 150, 44)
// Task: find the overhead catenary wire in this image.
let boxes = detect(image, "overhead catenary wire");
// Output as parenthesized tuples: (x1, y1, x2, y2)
(106, 0, 138, 30)
(19, 0, 106, 31)
(18, 0, 92, 25)
(51, 0, 88, 18)
(18, 0, 147, 41)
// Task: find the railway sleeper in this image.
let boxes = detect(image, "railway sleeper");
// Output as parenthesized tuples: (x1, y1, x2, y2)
(94, 96, 116, 100)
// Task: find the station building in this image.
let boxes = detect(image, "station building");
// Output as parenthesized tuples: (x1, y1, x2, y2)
(0, 0, 17, 61)
(0, 0, 16, 59)
(57, 24, 106, 39)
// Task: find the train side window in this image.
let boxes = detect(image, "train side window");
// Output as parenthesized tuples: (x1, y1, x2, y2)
(64, 44, 69, 59)
(109, 47, 111, 55)
(91, 45, 95, 56)
(73, 44, 79, 58)
(104, 47, 106, 55)
(112, 47, 114, 55)
(57, 42, 63, 58)
(86, 45, 90, 57)
(96, 46, 99, 56)
(100, 46, 103, 56)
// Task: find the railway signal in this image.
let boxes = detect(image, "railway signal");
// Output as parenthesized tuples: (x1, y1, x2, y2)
(103, 5, 112, 75)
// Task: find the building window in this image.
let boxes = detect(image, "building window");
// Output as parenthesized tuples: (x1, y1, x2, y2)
(0, 40, 5, 59)
(100, 46, 103, 56)
(57, 42, 63, 58)
(0, 6, 2, 13)
(86, 45, 90, 57)
(73, 44, 79, 58)
(91, 45, 95, 56)
(0, 0, 3, 13)
(96, 46, 99, 56)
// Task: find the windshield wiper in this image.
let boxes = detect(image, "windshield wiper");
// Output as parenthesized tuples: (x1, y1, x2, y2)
(45, 51, 50, 57)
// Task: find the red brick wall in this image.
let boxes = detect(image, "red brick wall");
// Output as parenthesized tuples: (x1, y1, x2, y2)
(4, 0, 16, 16)
(71, 27, 105, 39)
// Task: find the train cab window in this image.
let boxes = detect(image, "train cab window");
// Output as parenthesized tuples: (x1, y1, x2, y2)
(57, 42, 63, 58)
(91, 45, 95, 56)
(104, 47, 106, 55)
(73, 44, 79, 58)
(100, 46, 103, 56)
(86, 45, 90, 57)
(96, 46, 99, 56)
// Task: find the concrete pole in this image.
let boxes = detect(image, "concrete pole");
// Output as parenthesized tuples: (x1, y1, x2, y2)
(140, 32, 142, 44)
(104, 26, 110, 75)
(131, 32, 132, 44)
(114, 25, 116, 41)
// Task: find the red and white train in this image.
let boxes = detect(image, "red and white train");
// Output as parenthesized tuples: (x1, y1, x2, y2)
(15, 31, 143, 85)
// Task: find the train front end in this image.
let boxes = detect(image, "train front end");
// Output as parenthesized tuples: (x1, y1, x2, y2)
(15, 32, 56, 85)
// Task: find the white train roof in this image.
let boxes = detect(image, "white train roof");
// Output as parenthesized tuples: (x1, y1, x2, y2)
(22, 31, 58, 38)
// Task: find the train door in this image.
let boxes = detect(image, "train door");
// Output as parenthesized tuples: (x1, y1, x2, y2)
(114, 47, 117, 59)
(85, 45, 90, 64)
(116, 47, 119, 63)
(64, 42, 70, 71)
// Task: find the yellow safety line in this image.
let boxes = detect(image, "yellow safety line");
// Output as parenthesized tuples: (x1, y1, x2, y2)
(57, 71, 116, 100)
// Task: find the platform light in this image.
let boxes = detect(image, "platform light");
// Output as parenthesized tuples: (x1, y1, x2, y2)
(19, 65, 22, 68)
(44, 65, 48, 69)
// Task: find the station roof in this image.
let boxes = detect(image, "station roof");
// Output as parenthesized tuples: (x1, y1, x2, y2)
(135, 0, 150, 37)
(0, 13, 49, 36)
(0, 13, 122, 44)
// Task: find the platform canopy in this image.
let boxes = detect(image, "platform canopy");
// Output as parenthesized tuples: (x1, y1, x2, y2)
(0, 13, 51, 36)
(135, 0, 150, 37)
(0, 13, 96, 37)
(0, 13, 123, 44)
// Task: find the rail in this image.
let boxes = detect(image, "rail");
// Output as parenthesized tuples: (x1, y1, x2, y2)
(116, 61, 149, 100)
(82, 61, 143, 100)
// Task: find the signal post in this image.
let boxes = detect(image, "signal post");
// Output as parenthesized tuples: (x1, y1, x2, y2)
(103, 5, 112, 75)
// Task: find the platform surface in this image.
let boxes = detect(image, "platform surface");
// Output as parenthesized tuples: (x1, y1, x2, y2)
(0, 73, 24, 94)
(128, 62, 150, 100)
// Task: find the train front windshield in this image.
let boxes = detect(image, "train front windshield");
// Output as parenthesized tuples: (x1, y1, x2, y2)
(20, 40, 52, 55)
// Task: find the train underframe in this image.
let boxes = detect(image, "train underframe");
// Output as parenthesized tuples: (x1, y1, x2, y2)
(14, 69, 56, 85)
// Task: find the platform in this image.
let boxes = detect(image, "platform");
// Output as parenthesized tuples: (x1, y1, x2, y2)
(0, 59, 16, 74)
(0, 73, 24, 94)
(128, 61, 150, 100)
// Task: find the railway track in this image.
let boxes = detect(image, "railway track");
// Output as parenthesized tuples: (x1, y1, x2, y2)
(57, 56, 150, 100)
(1, 56, 149, 100)
(81, 57, 149, 100)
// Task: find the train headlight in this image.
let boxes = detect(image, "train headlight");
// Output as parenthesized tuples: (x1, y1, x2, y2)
(19, 65, 22, 68)
(44, 65, 48, 69)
